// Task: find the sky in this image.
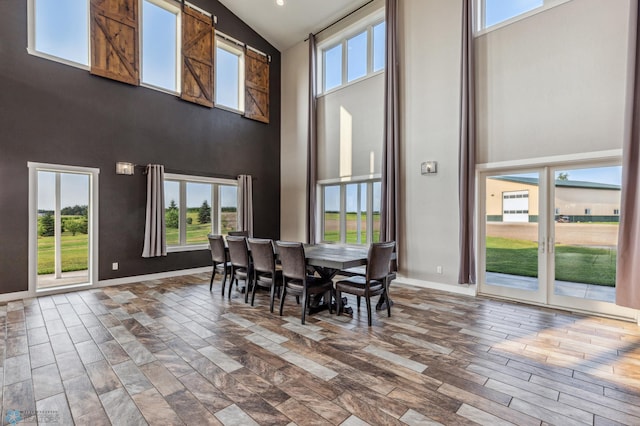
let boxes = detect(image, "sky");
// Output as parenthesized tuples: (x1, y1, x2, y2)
(38, 171, 89, 211)
(485, 0, 543, 28)
(513, 166, 622, 186)
(164, 182, 237, 209)
(324, 182, 381, 213)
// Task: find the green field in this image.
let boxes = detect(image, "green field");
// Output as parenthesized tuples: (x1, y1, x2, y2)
(323, 212, 380, 243)
(38, 232, 88, 274)
(486, 236, 616, 286)
(166, 210, 237, 246)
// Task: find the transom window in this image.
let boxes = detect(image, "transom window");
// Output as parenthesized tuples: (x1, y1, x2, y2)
(477, 0, 572, 32)
(164, 174, 237, 251)
(215, 37, 245, 112)
(141, 0, 181, 92)
(320, 180, 381, 245)
(319, 16, 385, 94)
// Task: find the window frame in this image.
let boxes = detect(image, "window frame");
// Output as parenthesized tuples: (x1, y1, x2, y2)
(318, 177, 381, 245)
(27, 0, 91, 70)
(164, 173, 237, 252)
(317, 9, 385, 95)
(139, 0, 182, 95)
(215, 35, 246, 114)
(475, 0, 573, 35)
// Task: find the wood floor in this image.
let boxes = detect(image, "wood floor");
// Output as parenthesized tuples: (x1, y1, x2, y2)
(1, 273, 640, 425)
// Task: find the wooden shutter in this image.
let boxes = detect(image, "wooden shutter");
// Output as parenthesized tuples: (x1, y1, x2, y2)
(244, 49, 269, 123)
(90, 0, 139, 85)
(181, 5, 214, 107)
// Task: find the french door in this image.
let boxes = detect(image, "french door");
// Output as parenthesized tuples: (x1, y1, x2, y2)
(479, 162, 635, 319)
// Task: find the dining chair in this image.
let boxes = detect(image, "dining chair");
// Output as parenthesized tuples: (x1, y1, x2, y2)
(207, 234, 232, 295)
(228, 230, 249, 237)
(247, 238, 282, 312)
(276, 241, 333, 325)
(226, 235, 253, 300)
(334, 241, 396, 326)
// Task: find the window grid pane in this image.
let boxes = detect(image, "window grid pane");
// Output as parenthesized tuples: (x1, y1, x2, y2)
(323, 185, 340, 242)
(216, 46, 241, 109)
(186, 182, 212, 245)
(164, 181, 180, 246)
(142, 0, 178, 91)
(372, 22, 385, 72)
(484, 0, 543, 28)
(34, 0, 89, 65)
(347, 31, 367, 82)
(220, 185, 238, 236)
(323, 44, 343, 92)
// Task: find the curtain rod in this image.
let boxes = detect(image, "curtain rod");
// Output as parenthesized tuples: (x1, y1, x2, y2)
(140, 165, 255, 181)
(215, 30, 271, 62)
(304, 0, 375, 42)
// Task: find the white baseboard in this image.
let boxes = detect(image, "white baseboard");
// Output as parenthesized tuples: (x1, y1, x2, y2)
(393, 275, 477, 297)
(97, 267, 211, 287)
(0, 267, 212, 303)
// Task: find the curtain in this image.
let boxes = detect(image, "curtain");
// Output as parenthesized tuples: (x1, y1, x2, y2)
(458, 0, 476, 285)
(380, 0, 399, 251)
(238, 175, 254, 237)
(142, 164, 166, 258)
(616, 1, 640, 309)
(306, 33, 318, 244)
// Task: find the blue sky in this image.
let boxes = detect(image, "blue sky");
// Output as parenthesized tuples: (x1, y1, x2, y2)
(511, 166, 622, 186)
(165, 182, 237, 209)
(38, 171, 89, 211)
(485, 0, 543, 28)
(324, 183, 381, 213)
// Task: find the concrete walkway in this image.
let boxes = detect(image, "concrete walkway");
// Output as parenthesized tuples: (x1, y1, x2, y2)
(485, 272, 615, 303)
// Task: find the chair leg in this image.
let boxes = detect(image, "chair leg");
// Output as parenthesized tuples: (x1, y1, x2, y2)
(356, 296, 361, 310)
(336, 290, 342, 316)
(269, 283, 276, 313)
(366, 296, 372, 326)
(279, 286, 287, 316)
(228, 270, 235, 299)
(385, 278, 392, 318)
(221, 268, 228, 296)
(245, 278, 251, 304)
(301, 287, 308, 325)
(327, 290, 333, 314)
(209, 265, 216, 291)
(250, 273, 258, 306)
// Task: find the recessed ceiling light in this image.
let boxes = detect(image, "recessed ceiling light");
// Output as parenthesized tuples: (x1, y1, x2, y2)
(276, 0, 284, 5)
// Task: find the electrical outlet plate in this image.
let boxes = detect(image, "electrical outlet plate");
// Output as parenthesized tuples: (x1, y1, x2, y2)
(421, 161, 437, 175)
(112, 262, 119, 270)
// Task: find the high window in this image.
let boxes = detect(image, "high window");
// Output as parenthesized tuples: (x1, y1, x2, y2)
(319, 17, 385, 93)
(320, 180, 381, 245)
(141, 0, 180, 92)
(164, 174, 237, 251)
(215, 37, 245, 112)
(30, 0, 90, 66)
(477, 0, 572, 32)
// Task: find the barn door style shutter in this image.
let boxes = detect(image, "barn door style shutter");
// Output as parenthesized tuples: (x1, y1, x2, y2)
(90, 0, 139, 85)
(244, 49, 270, 123)
(181, 5, 214, 107)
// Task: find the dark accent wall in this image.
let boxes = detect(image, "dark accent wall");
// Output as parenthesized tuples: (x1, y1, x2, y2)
(0, 0, 281, 294)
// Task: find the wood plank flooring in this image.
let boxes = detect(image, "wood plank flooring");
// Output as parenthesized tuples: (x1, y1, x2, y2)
(1, 273, 639, 425)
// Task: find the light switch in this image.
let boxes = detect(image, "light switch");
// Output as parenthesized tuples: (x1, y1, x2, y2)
(421, 161, 437, 175)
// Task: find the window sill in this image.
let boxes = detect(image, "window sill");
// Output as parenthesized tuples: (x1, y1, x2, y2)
(317, 69, 384, 98)
(26, 48, 90, 71)
(214, 103, 245, 115)
(475, 0, 573, 37)
(167, 244, 209, 253)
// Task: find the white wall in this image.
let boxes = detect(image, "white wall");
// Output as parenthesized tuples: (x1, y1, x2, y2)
(281, 0, 633, 294)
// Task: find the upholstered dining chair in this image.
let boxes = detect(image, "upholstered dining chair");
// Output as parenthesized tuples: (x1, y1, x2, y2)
(228, 230, 249, 237)
(334, 241, 396, 326)
(207, 234, 232, 295)
(275, 241, 333, 325)
(226, 236, 253, 300)
(247, 238, 282, 312)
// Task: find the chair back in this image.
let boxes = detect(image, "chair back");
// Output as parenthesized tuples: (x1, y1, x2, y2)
(275, 241, 307, 280)
(248, 238, 275, 273)
(366, 241, 396, 282)
(227, 236, 250, 268)
(208, 234, 226, 263)
(228, 230, 249, 237)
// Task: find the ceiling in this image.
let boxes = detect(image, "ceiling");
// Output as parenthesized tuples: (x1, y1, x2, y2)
(217, 0, 371, 52)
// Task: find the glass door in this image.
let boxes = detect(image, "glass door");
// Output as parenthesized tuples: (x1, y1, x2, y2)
(479, 170, 548, 304)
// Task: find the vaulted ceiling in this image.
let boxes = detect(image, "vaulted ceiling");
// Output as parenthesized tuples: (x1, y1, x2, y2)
(217, 0, 371, 51)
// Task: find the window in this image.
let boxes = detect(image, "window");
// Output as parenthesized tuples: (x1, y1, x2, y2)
(30, 0, 89, 66)
(477, 0, 571, 32)
(164, 174, 237, 250)
(319, 13, 385, 93)
(614, 209, 620, 215)
(141, 0, 180, 92)
(216, 38, 245, 111)
(320, 180, 380, 244)
(585, 208, 591, 215)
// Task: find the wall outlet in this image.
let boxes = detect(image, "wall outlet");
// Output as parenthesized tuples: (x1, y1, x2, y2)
(436, 265, 443, 274)
(112, 262, 119, 271)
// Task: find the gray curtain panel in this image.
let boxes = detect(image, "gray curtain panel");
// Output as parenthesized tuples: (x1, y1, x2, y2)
(458, 0, 476, 285)
(380, 0, 400, 250)
(238, 174, 254, 237)
(616, 1, 640, 309)
(142, 164, 166, 258)
(306, 33, 318, 244)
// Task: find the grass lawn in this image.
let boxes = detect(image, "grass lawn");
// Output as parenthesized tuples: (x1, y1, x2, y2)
(166, 211, 237, 246)
(323, 212, 380, 243)
(38, 233, 88, 274)
(486, 236, 616, 286)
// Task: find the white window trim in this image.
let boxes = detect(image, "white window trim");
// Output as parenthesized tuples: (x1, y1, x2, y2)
(27, 0, 91, 70)
(215, 36, 245, 114)
(475, 0, 573, 36)
(27, 162, 100, 295)
(164, 173, 237, 252)
(317, 8, 385, 95)
(140, 0, 182, 95)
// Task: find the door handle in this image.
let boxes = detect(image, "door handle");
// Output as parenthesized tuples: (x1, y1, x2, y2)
(540, 240, 545, 254)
